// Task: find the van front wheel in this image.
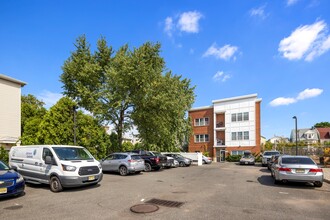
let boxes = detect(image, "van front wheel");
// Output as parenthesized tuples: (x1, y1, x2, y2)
(50, 176, 63, 192)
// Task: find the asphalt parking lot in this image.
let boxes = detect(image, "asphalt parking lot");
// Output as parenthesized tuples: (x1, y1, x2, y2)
(1, 163, 329, 220)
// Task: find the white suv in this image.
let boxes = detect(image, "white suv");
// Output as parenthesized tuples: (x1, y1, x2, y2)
(261, 151, 280, 167)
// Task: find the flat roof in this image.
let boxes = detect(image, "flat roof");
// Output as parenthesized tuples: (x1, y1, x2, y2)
(212, 93, 260, 104)
(188, 105, 213, 112)
(0, 74, 27, 86)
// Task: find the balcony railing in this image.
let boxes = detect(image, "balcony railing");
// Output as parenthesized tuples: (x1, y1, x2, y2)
(216, 122, 224, 128)
(217, 139, 225, 146)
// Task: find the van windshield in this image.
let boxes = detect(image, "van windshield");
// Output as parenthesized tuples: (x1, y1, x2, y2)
(53, 147, 93, 160)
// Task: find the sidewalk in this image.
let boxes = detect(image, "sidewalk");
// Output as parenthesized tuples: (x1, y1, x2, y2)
(322, 167, 330, 184)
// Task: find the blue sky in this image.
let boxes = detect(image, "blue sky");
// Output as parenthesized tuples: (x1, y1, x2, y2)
(1, 0, 329, 140)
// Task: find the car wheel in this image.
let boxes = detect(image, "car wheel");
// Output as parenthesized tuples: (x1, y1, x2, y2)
(119, 166, 128, 176)
(50, 176, 63, 193)
(314, 181, 323, 187)
(179, 161, 185, 167)
(144, 163, 152, 172)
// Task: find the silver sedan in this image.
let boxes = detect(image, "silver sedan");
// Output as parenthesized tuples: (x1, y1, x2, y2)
(272, 155, 323, 187)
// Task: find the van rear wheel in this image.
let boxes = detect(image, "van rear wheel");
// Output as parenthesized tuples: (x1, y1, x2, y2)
(50, 176, 63, 192)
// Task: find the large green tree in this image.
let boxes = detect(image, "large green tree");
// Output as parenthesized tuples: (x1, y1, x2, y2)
(36, 97, 110, 159)
(61, 36, 195, 151)
(314, 122, 330, 128)
(21, 94, 47, 144)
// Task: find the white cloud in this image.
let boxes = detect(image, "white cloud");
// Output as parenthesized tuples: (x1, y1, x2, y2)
(203, 43, 238, 61)
(37, 91, 63, 109)
(297, 88, 323, 100)
(250, 5, 267, 19)
(287, 0, 299, 6)
(278, 20, 330, 61)
(164, 17, 174, 37)
(177, 11, 203, 33)
(212, 71, 231, 82)
(270, 88, 323, 107)
(269, 97, 297, 107)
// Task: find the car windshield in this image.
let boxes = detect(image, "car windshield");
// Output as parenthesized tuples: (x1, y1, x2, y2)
(53, 147, 93, 160)
(282, 157, 315, 165)
(0, 161, 10, 170)
(264, 152, 280, 156)
(152, 152, 162, 156)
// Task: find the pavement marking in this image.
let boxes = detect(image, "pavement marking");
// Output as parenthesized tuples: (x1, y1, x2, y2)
(141, 198, 145, 202)
(279, 192, 289, 195)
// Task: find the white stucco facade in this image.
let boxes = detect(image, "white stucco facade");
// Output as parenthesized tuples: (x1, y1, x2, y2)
(213, 94, 262, 148)
(0, 74, 26, 148)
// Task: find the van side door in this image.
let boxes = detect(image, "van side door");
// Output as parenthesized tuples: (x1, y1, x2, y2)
(40, 147, 57, 183)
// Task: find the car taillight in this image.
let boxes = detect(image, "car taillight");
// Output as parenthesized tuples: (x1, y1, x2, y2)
(128, 160, 136, 163)
(278, 167, 291, 172)
(151, 158, 160, 163)
(309, 168, 323, 173)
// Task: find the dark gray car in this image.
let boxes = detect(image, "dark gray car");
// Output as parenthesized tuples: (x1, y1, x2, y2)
(100, 153, 145, 176)
(164, 153, 192, 167)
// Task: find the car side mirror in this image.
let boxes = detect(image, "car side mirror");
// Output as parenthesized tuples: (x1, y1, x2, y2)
(45, 156, 53, 165)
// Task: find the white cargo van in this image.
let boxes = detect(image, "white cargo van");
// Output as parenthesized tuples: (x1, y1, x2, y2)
(9, 145, 103, 192)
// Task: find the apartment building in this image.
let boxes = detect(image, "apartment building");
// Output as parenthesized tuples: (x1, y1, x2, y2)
(188, 94, 262, 162)
(0, 74, 26, 150)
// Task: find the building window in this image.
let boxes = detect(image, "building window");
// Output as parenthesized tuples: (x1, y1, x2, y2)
(243, 112, 249, 121)
(232, 132, 237, 140)
(231, 112, 249, 122)
(195, 134, 209, 143)
(194, 117, 209, 126)
(231, 150, 244, 155)
(231, 113, 236, 122)
(244, 131, 249, 140)
(232, 131, 250, 141)
(237, 113, 242, 121)
(238, 132, 243, 140)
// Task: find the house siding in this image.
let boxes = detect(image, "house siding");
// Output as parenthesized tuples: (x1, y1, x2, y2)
(0, 75, 26, 148)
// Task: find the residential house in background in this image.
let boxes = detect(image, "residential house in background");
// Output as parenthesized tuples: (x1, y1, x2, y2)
(0, 74, 26, 150)
(290, 128, 319, 145)
(315, 127, 330, 145)
(188, 94, 262, 162)
(269, 136, 289, 144)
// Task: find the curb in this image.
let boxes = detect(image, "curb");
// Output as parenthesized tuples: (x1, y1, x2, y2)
(324, 178, 330, 184)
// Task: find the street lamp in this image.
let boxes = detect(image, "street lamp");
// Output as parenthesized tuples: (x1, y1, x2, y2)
(292, 116, 298, 155)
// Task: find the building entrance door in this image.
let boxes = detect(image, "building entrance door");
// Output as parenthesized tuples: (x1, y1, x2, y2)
(216, 149, 220, 162)
(220, 150, 226, 162)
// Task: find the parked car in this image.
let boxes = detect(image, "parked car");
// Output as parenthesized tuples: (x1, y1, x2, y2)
(239, 154, 255, 165)
(0, 160, 25, 198)
(164, 156, 175, 169)
(9, 145, 103, 192)
(171, 158, 179, 168)
(100, 153, 145, 176)
(163, 153, 192, 167)
(272, 155, 323, 187)
(267, 155, 281, 170)
(261, 151, 280, 167)
(128, 150, 167, 172)
(202, 155, 212, 164)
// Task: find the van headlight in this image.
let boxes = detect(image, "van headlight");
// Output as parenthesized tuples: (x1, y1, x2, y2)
(62, 164, 76, 171)
(17, 174, 24, 183)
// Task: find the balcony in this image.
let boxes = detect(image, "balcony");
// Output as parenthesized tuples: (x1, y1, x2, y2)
(216, 139, 225, 146)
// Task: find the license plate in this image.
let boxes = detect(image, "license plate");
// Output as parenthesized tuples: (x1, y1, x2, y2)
(296, 169, 305, 173)
(88, 176, 95, 181)
(0, 188, 7, 194)
(245, 162, 248, 164)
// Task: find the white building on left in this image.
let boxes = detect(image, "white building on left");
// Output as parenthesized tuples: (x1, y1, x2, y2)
(0, 74, 26, 150)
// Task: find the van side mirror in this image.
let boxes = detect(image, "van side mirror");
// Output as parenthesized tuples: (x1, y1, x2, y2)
(45, 156, 53, 165)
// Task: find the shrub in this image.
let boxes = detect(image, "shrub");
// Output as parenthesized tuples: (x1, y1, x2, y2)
(226, 155, 241, 162)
